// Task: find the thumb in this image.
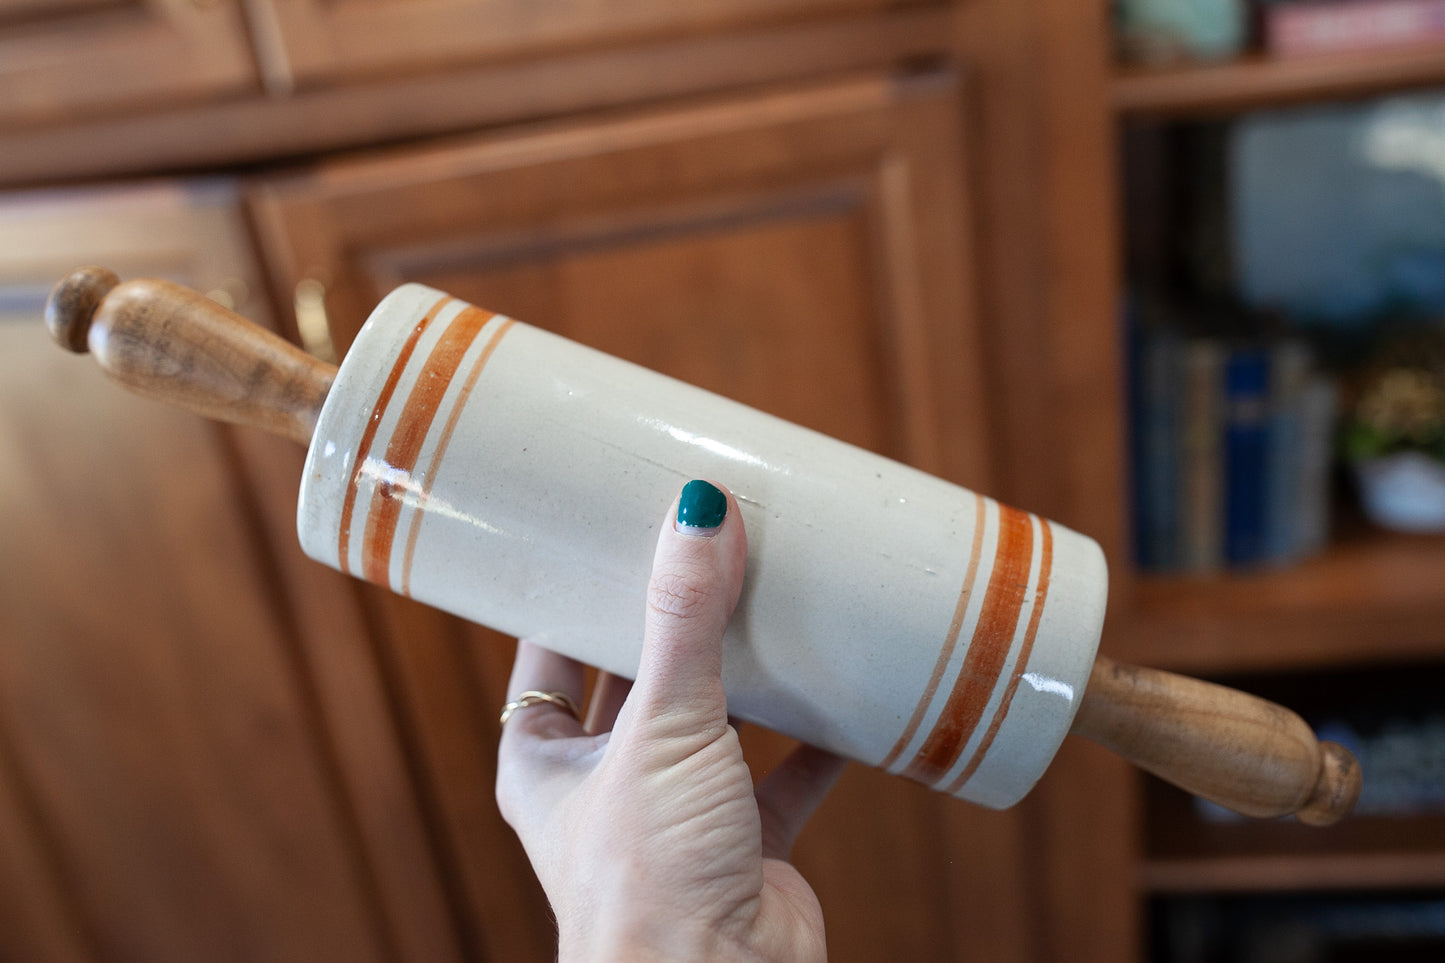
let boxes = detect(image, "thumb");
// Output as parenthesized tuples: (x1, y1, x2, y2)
(627, 479, 748, 731)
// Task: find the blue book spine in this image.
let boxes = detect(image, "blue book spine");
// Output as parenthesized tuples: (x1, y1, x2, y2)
(1224, 347, 1271, 567)
(1135, 332, 1180, 570)
(1264, 342, 1310, 563)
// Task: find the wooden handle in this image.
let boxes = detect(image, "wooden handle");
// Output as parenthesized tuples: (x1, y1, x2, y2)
(46, 266, 337, 446)
(1072, 655, 1361, 826)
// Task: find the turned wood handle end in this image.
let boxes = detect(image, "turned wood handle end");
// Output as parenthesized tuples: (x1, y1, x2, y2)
(1073, 656, 1361, 826)
(45, 267, 337, 447)
(1297, 739, 1363, 828)
(47, 266, 120, 354)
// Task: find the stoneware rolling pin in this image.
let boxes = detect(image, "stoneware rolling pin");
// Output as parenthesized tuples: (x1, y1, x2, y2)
(47, 266, 1362, 824)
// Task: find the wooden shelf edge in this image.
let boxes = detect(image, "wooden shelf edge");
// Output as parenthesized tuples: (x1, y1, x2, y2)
(1112, 43, 1445, 117)
(1112, 531, 1445, 673)
(1143, 851, 1445, 894)
(1117, 607, 1445, 674)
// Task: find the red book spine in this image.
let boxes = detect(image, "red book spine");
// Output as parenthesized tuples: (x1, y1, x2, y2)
(1266, 0, 1445, 55)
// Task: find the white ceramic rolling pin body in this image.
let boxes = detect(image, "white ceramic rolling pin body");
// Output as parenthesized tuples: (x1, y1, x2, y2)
(297, 284, 1108, 808)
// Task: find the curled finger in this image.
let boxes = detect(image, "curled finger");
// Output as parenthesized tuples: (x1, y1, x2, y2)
(755, 744, 849, 860)
(584, 671, 632, 735)
(495, 639, 590, 832)
(500, 639, 587, 741)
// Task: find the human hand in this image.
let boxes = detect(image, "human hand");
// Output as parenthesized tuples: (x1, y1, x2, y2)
(496, 480, 847, 961)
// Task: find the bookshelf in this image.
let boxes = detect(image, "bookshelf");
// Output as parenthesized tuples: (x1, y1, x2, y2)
(1145, 849, 1445, 893)
(1107, 26, 1445, 959)
(1113, 41, 1445, 116)
(1113, 35, 1445, 674)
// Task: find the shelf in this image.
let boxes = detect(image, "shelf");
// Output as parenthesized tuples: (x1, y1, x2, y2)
(1144, 777, 1445, 894)
(1118, 529, 1445, 673)
(1144, 851, 1445, 894)
(1112, 43, 1445, 118)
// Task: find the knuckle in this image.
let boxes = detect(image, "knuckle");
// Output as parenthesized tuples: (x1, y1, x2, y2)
(646, 568, 715, 624)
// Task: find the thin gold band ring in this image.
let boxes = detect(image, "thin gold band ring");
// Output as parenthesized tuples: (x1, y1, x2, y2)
(500, 690, 582, 726)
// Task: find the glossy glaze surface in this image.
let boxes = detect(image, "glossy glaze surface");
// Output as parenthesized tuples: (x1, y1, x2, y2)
(298, 284, 1108, 807)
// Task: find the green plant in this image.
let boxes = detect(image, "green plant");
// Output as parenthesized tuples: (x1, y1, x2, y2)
(1343, 365, 1445, 463)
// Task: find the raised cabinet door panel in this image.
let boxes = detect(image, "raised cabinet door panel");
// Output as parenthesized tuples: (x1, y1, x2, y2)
(0, 183, 460, 963)
(252, 73, 992, 487)
(0, 0, 258, 128)
(250, 0, 939, 89)
(252, 72, 1044, 962)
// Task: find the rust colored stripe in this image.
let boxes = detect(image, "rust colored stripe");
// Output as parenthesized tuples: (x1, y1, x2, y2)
(360, 306, 496, 588)
(901, 506, 1034, 786)
(398, 317, 517, 597)
(878, 496, 988, 770)
(337, 295, 453, 575)
(941, 518, 1054, 796)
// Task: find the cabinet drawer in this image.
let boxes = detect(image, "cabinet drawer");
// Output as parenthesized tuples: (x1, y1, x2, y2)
(250, 0, 939, 89)
(0, 0, 258, 127)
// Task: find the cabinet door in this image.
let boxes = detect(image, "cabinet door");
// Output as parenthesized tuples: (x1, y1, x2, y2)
(0, 183, 459, 963)
(251, 72, 1056, 962)
(0, 0, 258, 127)
(248, 0, 932, 89)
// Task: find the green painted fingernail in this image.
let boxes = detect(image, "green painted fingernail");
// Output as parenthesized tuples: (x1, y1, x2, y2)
(676, 479, 727, 532)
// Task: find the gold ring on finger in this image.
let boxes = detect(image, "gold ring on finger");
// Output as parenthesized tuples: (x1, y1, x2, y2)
(500, 690, 582, 726)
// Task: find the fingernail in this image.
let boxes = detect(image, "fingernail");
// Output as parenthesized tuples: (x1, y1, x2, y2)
(676, 479, 727, 535)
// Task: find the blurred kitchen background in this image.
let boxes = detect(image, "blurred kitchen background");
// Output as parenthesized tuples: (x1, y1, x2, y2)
(2, 2, 1443, 960)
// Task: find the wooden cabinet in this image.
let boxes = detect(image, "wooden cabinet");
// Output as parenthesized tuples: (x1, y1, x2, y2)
(0, 0, 258, 127)
(0, 0, 1157, 957)
(27, 0, 1424, 958)
(247, 71, 1068, 962)
(0, 2, 951, 186)
(0, 183, 459, 962)
(0, 0, 1153, 954)
(248, 0, 933, 89)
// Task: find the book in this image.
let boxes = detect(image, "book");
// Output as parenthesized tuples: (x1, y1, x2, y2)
(1264, 341, 1311, 562)
(1223, 347, 1272, 567)
(1135, 331, 1183, 570)
(1116, 0, 1250, 63)
(1177, 340, 1226, 572)
(1129, 328, 1338, 573)
(1295, 376, 1339, 557)
(1264, 0, 1445, 57)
